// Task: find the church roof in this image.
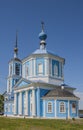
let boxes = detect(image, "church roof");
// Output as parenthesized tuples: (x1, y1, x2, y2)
(9, 58, 21, 62)
(43, 88, 79, 100)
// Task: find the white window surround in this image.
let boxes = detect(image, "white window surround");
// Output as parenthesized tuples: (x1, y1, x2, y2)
(59, 102, 66, 113)
(38, 63, 43, 74)
(54, 64, 58, 76)
(47, 102, 53, 113)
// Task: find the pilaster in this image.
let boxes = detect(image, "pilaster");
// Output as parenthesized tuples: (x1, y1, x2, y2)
(25, 91, 29, 116)
(14, 93, 17, 115)
(32, 88, 36, 116)
(19, 92, 22, 115)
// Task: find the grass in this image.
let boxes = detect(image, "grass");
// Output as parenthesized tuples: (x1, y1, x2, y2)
(0, 117, 83, 130)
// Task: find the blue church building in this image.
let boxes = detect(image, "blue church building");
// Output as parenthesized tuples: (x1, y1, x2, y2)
(4, 23, 79, 119)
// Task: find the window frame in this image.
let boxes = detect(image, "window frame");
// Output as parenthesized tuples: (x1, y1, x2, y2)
(54, 64, 58, 76)
(38, 63, 43, 75)
(15, 63, 20, 76)
(59, 102, 66, 113)
(47, 101, 53, 113)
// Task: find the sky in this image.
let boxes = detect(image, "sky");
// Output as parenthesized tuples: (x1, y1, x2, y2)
(0, 0, 83, 107)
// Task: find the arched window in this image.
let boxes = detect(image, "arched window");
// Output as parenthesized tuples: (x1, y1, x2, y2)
(60, 102, 65, 113)
(47, 102, 52, 113)
(72, 102, 76, 113)
(38, 63, 43, 74)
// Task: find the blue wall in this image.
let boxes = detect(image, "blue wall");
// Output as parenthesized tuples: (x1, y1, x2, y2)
(56, 100, 68, 118)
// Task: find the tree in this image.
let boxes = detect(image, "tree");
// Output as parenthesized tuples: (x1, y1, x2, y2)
(0, 94, 4, 112)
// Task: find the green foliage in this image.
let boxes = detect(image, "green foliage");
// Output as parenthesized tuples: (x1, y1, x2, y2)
(0, 94, 4, 112)
(0, 117, 83, 130)
(72, 117, 75, 121)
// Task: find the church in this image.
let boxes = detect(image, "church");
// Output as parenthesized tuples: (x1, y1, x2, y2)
(4, 23, 79, 119)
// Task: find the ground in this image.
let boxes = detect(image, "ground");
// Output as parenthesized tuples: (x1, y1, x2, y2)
(0, 117, 83, 130)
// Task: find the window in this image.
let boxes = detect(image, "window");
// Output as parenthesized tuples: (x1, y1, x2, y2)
(47, 102, 52, 113)
(15, 63, 20, 75)
(38, 63, 43, 74)
(72, 103, 76, 113)
(54, 64, 58, 76)
(52, 60, 59, 77)
(60, 102, 65, 113)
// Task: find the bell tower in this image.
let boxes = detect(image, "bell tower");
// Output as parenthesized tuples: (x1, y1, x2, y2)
(7, 32, 22, 93)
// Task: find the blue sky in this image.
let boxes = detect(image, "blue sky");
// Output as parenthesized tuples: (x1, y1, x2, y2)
(0, 0, 83, 94)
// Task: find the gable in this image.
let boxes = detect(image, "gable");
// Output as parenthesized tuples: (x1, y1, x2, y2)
(18, 81, 30, 87)
(15, 78, 31, 88)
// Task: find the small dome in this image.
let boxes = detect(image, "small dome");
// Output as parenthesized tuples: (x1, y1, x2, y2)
(39, 31, 47, 41)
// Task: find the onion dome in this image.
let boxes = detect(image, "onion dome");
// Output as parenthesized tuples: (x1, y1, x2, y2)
(39, 22, 47, 41)
(39, 31, 47, 41)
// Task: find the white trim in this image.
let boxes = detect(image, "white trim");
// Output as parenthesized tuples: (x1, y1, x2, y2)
(25, 91, 28, 115)
(19, 92, 22, 115)
(14, 93, 17, 115)
(14, 86, 34, 93)
(59, 102, 66, 113)
(68, 100, 70, 118)
(43, 100, 45, 117)
(55, 100, 56, 117)
(47, 101, 53, 113)
(32, 89, 36, 116)
(34, 58, 36, 76)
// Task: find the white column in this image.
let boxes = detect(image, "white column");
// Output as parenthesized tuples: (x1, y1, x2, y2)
(45, 58, 47, 76)
(14, 93, 17, 115)
(25, 91, 28, 116)
(34, 59, 36, 76)
(77, 101, 79, 117)
(30, 59, 32, 76)
(32, 89, 36, 116)
(19, 92, 22, 115)
(55, 100, 56, 118)
(43, 100, 45, 117)
(68, 100, 70, 119)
